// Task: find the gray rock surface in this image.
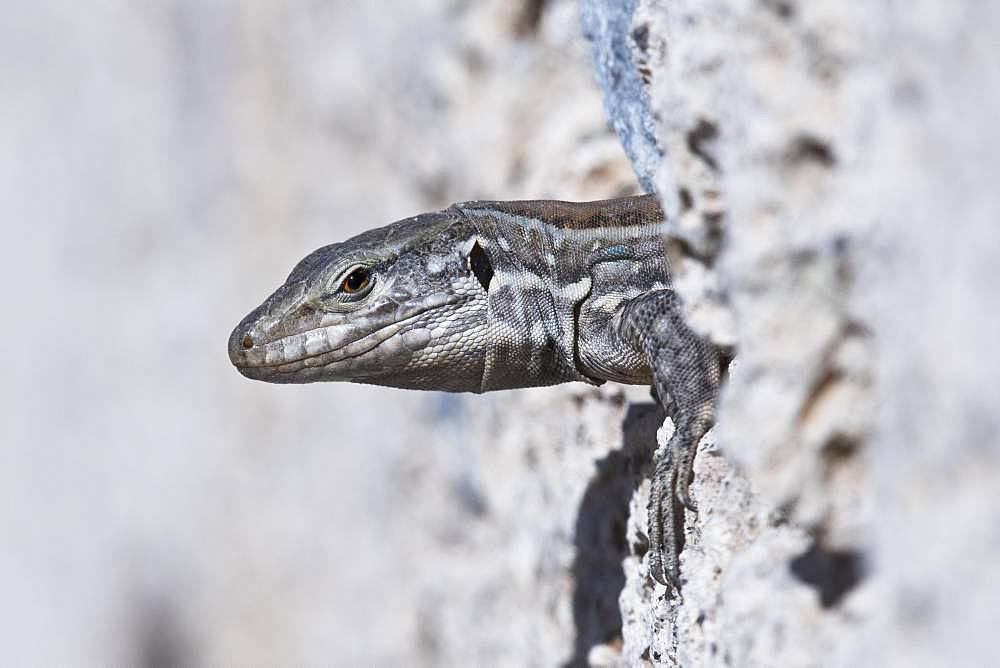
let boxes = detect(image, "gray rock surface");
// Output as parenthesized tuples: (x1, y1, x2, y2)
(5, 0, 998, 665)
(587, 1, 1000, 665)
(579, 0, 661, 193)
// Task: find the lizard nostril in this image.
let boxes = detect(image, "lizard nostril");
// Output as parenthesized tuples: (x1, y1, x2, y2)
(242, 334, 254, 350)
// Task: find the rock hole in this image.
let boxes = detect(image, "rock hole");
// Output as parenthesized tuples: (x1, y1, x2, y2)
(786, 135, 836, 168)
(132, 591, 194, 668)
(822, 432, 860, 466)
(686, 118, 720, 171)
(631, 23, 650, 53)
(797, 367, 843, 425)
(789, 541, 865, 607)
(512, 0, 546, 36)
(453, 476, 488, 518)
(762, 0, 796, 19)
(678, 186, 694, 212)
(638, 65, 653, 86)
(703, 211, 726, 254)
(632, 530, 650, 558)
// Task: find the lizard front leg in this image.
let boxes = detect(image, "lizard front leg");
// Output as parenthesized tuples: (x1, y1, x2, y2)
(618, 289, 720, 588)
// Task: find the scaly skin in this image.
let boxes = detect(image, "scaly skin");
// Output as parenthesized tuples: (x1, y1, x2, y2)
(228, 194, 720, 588)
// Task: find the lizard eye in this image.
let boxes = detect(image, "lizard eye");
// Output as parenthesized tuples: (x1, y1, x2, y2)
(339, 267, 371, 294)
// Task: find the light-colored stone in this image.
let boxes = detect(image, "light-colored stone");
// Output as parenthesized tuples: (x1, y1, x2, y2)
(7, 0, 998, 664)
(587, 0, 1000, 665)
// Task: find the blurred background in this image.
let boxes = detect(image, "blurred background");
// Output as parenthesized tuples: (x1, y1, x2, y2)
(0, 1, 639, 663)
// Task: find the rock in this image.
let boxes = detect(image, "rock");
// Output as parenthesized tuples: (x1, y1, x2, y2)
(586, 0, 1000, 665)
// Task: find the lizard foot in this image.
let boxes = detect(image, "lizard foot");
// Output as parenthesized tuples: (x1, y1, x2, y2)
(646, 413, 709, 587)
(618, 289, 719, 590)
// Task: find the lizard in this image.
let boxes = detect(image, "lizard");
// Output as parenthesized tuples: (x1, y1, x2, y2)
(227, 194, 720, 588)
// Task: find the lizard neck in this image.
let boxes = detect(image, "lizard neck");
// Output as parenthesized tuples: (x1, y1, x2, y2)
(477, 259, 593, 392)
(456, 195, 669, 392)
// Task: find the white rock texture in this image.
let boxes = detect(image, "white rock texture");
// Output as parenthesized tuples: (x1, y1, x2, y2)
(582, 1, 1000, 666)
(4, 0, 999, 665)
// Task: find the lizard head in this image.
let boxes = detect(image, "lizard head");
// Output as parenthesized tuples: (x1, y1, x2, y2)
(228, 209, 495, 392)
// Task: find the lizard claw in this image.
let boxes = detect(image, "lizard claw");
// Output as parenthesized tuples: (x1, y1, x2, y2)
(647, 549, 664, 585)
(677, 487, 698, 513)
(674, 425, 700, 512)
(647, 549, 677, 588)
(646, 448, 682, 590)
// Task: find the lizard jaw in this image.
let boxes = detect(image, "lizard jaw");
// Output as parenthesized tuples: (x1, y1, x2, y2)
(229, 292, 466, 384)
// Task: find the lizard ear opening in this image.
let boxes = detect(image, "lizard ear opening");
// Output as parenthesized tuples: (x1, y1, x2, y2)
(468, 240, 494, 291)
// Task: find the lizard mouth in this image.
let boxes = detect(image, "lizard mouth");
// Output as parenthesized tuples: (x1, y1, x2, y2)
(232, 295, 463, 381)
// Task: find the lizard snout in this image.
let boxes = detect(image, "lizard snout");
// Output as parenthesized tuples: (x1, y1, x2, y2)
(227, 317, 257, 369)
